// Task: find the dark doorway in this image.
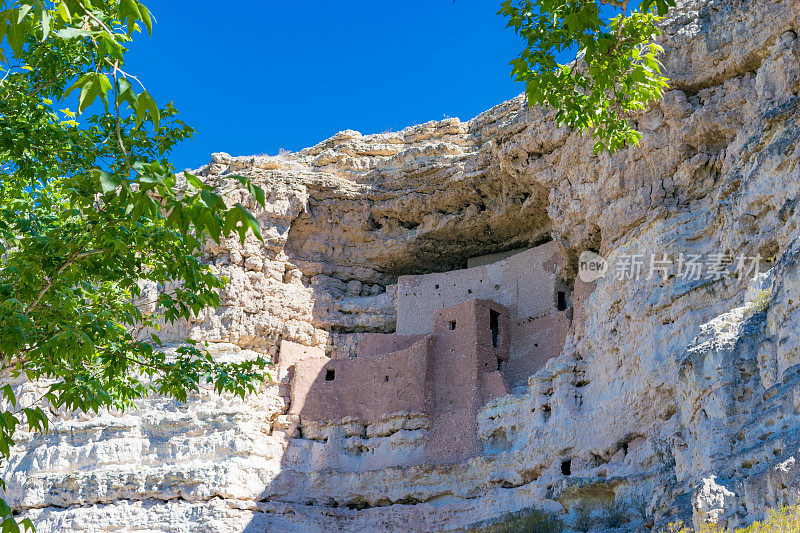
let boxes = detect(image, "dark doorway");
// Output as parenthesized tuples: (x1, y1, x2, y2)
(490, 309, 500, 348)
(556, 291, 567, 311)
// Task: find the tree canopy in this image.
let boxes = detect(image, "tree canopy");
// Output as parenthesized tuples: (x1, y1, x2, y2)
(0, 2, 269, 530)
(500, 0, 676, 153)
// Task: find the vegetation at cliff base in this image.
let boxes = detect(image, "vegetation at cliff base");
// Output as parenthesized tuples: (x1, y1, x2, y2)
(670, 504, 800, 532)
(0, 1, 269, 530)
(468, 507, 564, 533)
(500, 0, 676, 153)
(474, 504, 800, 533)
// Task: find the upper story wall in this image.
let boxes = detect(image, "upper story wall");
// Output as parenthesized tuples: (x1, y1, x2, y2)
(355, 333, 426, 358)
(396, 241, 563, 335)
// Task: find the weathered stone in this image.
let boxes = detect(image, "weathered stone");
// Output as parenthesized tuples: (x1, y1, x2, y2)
(4, 0, 800, 530)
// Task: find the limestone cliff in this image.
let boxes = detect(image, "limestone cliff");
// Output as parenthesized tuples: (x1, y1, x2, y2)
(3, 0, 800, 530)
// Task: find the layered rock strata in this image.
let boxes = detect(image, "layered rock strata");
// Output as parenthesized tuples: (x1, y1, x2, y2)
(3, 0, 800, 530)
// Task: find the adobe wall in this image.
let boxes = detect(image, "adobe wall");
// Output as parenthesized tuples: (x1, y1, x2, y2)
(506, 311, 572, 386)
(278, 340, 327, 368)
(397, 241, 568, 386)
(396, 241, 563, 335)
(355, 333, 426, 358)
(466, 247, 529, 268)
(283, 299, 511, 466)
(278, 341, 328, 418)
(289, 337, 435, 423)
(425, 299, 510, 464)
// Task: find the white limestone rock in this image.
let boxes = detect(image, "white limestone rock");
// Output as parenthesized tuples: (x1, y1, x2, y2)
(5, 0, 800, 530)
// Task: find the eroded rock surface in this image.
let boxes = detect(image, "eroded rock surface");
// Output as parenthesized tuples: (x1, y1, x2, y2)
(3, 0, 800, 530)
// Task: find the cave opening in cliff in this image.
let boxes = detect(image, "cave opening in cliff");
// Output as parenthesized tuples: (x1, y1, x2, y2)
(561, 459, 571, 476)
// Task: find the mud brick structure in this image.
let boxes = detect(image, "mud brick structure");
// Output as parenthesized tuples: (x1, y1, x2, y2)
(280, 241, 572, 465)
(283, 299, 510, 463)
(397, 241, 571, 386)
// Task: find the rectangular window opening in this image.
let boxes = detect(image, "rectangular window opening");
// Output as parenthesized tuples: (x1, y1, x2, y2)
(556, 291, 567, 311)
(448, 321, 456, 331)
(490, 309, 500, 348)
(325, 369, 335, 381)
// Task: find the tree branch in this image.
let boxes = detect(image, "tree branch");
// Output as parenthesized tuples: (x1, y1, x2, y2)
(112, 60, 131, 172)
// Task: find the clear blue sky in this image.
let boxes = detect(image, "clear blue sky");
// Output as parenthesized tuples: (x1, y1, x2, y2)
(126, 1, 527, 171)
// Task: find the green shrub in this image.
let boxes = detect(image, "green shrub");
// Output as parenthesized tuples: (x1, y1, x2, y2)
(667, 503, 800, 532)
(750, 288, 773, 314)
(741, 504, 800, 532)
(468, 507, 564, 533)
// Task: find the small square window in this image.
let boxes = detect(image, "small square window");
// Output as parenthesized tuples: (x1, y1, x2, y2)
(325, 369, 335, 381)
(448, 321, 456, 330)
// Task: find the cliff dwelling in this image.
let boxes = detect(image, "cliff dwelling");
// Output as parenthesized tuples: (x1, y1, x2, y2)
(279, 240, 586, 466)
(8, 1, 800, 528)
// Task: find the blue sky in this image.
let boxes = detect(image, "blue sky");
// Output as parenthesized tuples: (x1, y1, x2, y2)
(126, 1, 527, 171)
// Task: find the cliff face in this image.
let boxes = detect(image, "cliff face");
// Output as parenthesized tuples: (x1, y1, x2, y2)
(3, 0, 800, 530)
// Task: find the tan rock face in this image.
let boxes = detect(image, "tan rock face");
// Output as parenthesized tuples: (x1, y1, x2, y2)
(4, 0, 800, 530)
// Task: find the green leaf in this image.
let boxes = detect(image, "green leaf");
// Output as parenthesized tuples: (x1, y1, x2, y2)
(229, 174, 266, 206)
(200, 190, 223, 209)
(78, 79, 99, 113)
(23, 408, 48, 432)
(1, 514, 21, 533)
(56, 27, 91, 39)
(117, 77, 137, 109)
(0, 386, 15, 407)
(95, 73, 112, 103)
(234, 203, 262, 242)
(137, 1, 153, 35)
(248, 182, 266, 207)
(17, 4, 32, 24)
(136, 91, 159, 129)
(67, 73, 112, 113)
(184, 172, 207, 190)
(138, 172, 166, 184)
(40, 9, 50, 41)
(64, 74, 91, 98)
(95, 170, 121, 193)
(55, 1, 71, 23)
(6, 19, 25, 56)
(120, 0, 141, 35)
(99, 32, 125, 61)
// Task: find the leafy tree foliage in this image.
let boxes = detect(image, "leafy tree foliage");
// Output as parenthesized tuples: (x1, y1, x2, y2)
(0, 2, 269, 530)
(500, 0, 676, 153)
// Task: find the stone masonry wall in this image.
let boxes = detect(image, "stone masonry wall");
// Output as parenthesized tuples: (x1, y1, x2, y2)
(2, 0, 800, 530)
(398, 242, 570, 386)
